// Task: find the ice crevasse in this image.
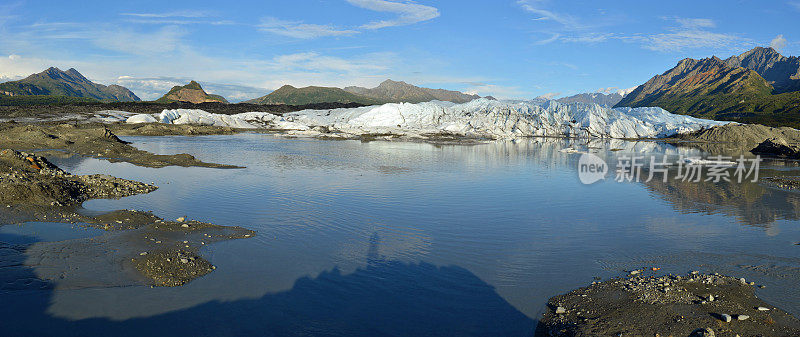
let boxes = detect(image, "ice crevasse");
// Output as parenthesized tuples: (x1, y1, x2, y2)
(125, 98, 729, 139)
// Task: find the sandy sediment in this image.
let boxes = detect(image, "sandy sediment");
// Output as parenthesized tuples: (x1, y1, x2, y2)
(536, 272, 800, 337)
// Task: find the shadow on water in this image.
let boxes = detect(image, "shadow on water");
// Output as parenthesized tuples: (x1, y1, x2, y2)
(1, 231, 536, 336)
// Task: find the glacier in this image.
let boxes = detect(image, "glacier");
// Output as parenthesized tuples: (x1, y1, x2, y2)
(125, 99, 729, 139)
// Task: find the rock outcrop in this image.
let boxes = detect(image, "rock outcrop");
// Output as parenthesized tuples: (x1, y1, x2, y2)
(751, 138, 800, 158)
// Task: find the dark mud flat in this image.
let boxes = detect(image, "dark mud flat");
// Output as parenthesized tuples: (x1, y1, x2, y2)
(0, 138, 255, 287)
(0, 122, 239, 168)
(537, 272, 800, 337)
(6, 207, 255, 288)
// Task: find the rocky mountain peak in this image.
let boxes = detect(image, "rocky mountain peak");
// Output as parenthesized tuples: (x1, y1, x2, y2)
(156, 80, 227, 104)
(725, 46, 800, 93)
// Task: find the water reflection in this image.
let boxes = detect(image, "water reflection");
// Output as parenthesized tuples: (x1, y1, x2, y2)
(642, 170, 800, 226)
(2, 134, 800, 335)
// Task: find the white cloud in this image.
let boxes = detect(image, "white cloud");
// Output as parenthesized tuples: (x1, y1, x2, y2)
(258, 17, 358, 39)
(622, 17, 749, 52)
(517, 0, 582, 30)
(120, 10, 236, 25)
(673, 17, 715, 29)
(8, 54, 20, 61)
(640, 30, 744, 52)
(535, 92, 561, 99)
(548, 61, 577, 70)
(561, 33, 614, 44)
(771, 34, 787, 52)
(91, 26, 187, 56)
(266, 52, 394, 78)
(124, 18, 236, 26)
(258, 1, 440, 39)
(347, 0, 440, 29)
(6, 21, 188, 56)
(790, 2, 800, 10)
(120, 11, 210, 18)
(521, 9, 747, 53)
(535, 33, 561, 45)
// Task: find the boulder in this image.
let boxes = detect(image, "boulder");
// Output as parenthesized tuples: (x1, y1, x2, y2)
(751, 138, 800, 158)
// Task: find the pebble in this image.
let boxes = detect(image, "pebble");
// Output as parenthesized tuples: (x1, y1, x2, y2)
(555, 306, 566, 314)
(139, 252, 148, 256)
(180, 258, 189, 264)
(630, 270, 640, 275)
(757, 307, 770, 311)
(720, 314, 732, 322)
(737, 315, 750, 321)
(176, 217, 186, 222)
(706, 295, 715, 302)
(181, 224, 189, 228)
(739, 278, 747, 284)
(690, 328, 715, 337)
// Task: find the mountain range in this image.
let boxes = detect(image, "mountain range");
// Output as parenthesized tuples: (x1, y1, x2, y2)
(344, 79, 480, 104)
(245, 79, 481, 105)
(556, 92, 627, 108)
(156, 81, 228, 104)
(245, 85, 383, 105)
(0, 67, 140, 102)
(616, 47, 800, 126)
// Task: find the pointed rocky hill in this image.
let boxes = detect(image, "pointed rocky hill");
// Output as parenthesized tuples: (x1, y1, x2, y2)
(0, 67, 140, 102)
(155, 81, 228, 104)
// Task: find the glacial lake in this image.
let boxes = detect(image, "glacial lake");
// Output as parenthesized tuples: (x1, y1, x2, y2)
(3, 133, 800, 336)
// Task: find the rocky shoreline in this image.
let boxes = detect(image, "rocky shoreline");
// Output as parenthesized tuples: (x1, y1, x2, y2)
(0, 123, 256, 287)
(536, 272, 800, 336)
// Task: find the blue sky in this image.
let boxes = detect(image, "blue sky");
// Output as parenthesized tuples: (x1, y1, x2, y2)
(0, 0, 797, 101)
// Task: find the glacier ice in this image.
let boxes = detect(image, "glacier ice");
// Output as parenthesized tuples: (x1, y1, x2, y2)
(124, 99, 729, 139)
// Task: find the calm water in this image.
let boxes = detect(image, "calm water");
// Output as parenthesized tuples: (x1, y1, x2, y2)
(3, 134, 800, 336)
